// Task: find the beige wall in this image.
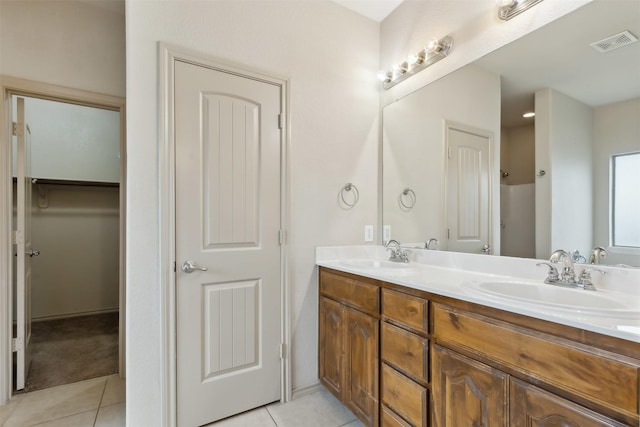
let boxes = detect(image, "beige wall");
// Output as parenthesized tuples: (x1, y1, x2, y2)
(0, 0, 125, 97)
(383, 64, 501, 250)
(535, 89, 593, 259)
(593, 97, 640, 266)
(126, 2, 379, 423)
(31, 185, 120, 319)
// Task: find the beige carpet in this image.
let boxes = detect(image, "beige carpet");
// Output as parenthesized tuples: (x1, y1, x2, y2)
(22, 312, 119, 392)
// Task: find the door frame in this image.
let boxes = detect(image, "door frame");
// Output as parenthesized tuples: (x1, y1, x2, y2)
(442, 120, 494, 253)
(0, 76, 127, 403)
(159, 43, 291, 427)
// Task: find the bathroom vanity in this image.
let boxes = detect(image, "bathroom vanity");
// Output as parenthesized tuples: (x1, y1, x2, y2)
(317, 248, 640, 427)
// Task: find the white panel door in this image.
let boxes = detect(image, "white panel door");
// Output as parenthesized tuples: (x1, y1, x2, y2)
(175, 60, 282, 426)
(445, 124, 492, 254)
(15, 97, 34, 390)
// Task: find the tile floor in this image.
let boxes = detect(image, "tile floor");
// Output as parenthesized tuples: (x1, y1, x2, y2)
(208, 387, 364, 427)
(0, 377, 363, 427)
(0, 375, 125, 427)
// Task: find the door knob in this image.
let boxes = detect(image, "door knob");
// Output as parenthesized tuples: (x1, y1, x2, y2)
(181, 260, 208, 273)
(27, 249, 40, 257)
(481, 245, 491, 254)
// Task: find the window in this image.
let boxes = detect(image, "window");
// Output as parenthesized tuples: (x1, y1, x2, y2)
(611, 152, 640, 248)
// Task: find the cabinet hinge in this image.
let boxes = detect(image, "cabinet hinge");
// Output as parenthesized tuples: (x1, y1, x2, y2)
(12, 122, 19, 136)
(173, 261, 176, 273)
(278, 114, 283, 130)
(447, 146, 452, 159)
(279, 343, 286, 359)
(278, 229, 286, 245)
(12, 338, 23, 352)
(447, 228, 450, 239)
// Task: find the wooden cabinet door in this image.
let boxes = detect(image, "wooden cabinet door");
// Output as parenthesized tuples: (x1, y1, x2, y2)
(510, 378, 628, 427)
(345, 306, 379, 427)
(432, 344, 508, 427)
(319, 296, 345, 399)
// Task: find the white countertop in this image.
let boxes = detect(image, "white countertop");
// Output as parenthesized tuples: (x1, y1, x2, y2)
(316, 246, 640, 344)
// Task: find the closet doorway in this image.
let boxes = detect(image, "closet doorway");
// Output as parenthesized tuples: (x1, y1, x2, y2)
(0, 78, 126, 398)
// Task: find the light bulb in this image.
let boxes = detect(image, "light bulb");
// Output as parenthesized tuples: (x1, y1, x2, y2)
(396, 62, 409, 75)
(377, 70, 389, 82)
(407, 54, 419, 66)
(426, 39, 443, 53)
(496, 0, 517, 7)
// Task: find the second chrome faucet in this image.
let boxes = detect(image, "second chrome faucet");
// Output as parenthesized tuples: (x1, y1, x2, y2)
(537, 249, 605, 290)
(385, 239, 409, 263)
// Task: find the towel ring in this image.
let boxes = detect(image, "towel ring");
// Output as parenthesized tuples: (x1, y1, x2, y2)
(399, 188, 416, 209)
(340, 183, 359, 207)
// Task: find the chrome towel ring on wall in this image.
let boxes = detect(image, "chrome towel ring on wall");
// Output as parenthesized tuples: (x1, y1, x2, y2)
(399, 187, 416, 209)
(340, 183, 359, 207)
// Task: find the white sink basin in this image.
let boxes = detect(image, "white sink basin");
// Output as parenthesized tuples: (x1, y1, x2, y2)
(341, 259, 415, 271)
(463, 280, 640, 317)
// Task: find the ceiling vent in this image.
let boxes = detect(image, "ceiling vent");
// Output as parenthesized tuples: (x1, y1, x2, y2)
(590, 30, 638, 53)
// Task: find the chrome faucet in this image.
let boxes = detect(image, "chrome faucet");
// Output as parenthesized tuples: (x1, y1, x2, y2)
(537, 249, 602, 290)
(549, 249, 576, 283)
(588, 246, 608, 265)
(425, 238, 439, 250)
(385, 239, 409, 263)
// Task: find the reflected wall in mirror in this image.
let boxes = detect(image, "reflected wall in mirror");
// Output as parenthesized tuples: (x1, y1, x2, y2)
(381, 0, 640, 267)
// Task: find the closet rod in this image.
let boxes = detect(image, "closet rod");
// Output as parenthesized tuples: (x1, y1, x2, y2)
(13, 177, 119, 188)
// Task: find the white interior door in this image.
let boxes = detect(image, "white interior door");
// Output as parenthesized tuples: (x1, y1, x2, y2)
(175, 60, 283, 426)
(15, 97, 34, 390)
(445, 123, 492, 254)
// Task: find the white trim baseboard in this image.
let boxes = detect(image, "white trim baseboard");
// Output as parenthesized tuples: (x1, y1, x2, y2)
(31, 308, 119, 323)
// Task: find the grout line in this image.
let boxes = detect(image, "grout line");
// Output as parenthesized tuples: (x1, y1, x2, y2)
(264, 404, 279, 426)
(92, 378, 109, 427)
(29, 409, 97, 427)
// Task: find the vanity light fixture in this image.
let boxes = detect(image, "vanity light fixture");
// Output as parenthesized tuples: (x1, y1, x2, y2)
(497, 0, 544, 21)
(378, 36, 453, 90)
(523, 111, 535, 118)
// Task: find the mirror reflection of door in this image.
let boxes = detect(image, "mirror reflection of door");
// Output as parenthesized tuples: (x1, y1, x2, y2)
(444, 123, 492, 255)
(11, 95, 121, 392)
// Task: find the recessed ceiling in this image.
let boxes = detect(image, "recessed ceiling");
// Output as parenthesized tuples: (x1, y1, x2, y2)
(332, 0, 403, 22)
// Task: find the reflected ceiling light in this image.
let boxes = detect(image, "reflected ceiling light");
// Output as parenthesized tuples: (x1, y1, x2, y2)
(498, 0, 544, 21)
(523, 111, 535, 118)
(378, 36, 453, 90)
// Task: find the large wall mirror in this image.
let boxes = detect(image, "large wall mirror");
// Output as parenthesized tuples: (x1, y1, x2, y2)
(382, 0, 640, 267)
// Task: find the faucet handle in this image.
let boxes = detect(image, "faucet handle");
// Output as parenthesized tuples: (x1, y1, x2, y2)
(577, 268, 605, 290)
(537, 262, 560, 283)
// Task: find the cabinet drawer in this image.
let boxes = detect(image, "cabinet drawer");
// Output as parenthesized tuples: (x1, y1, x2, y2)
(320, 269, 379, 315)
(381, 405, 412, 427)
(382, 289, 428, 335)
(381, 364, 428, 427)
(381, 322, 429, 385)
(433, 303, 640, 418)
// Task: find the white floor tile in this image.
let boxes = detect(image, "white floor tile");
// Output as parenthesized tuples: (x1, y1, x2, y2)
(0, 395, 23, 425)
(100, 375, 126, 407)
(266, 388, 356, 427)
(30, 410, 97, 427)
(94, 403, 126, 427)
(207, 407, 276, 427)
(3, 377, 106, 427)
